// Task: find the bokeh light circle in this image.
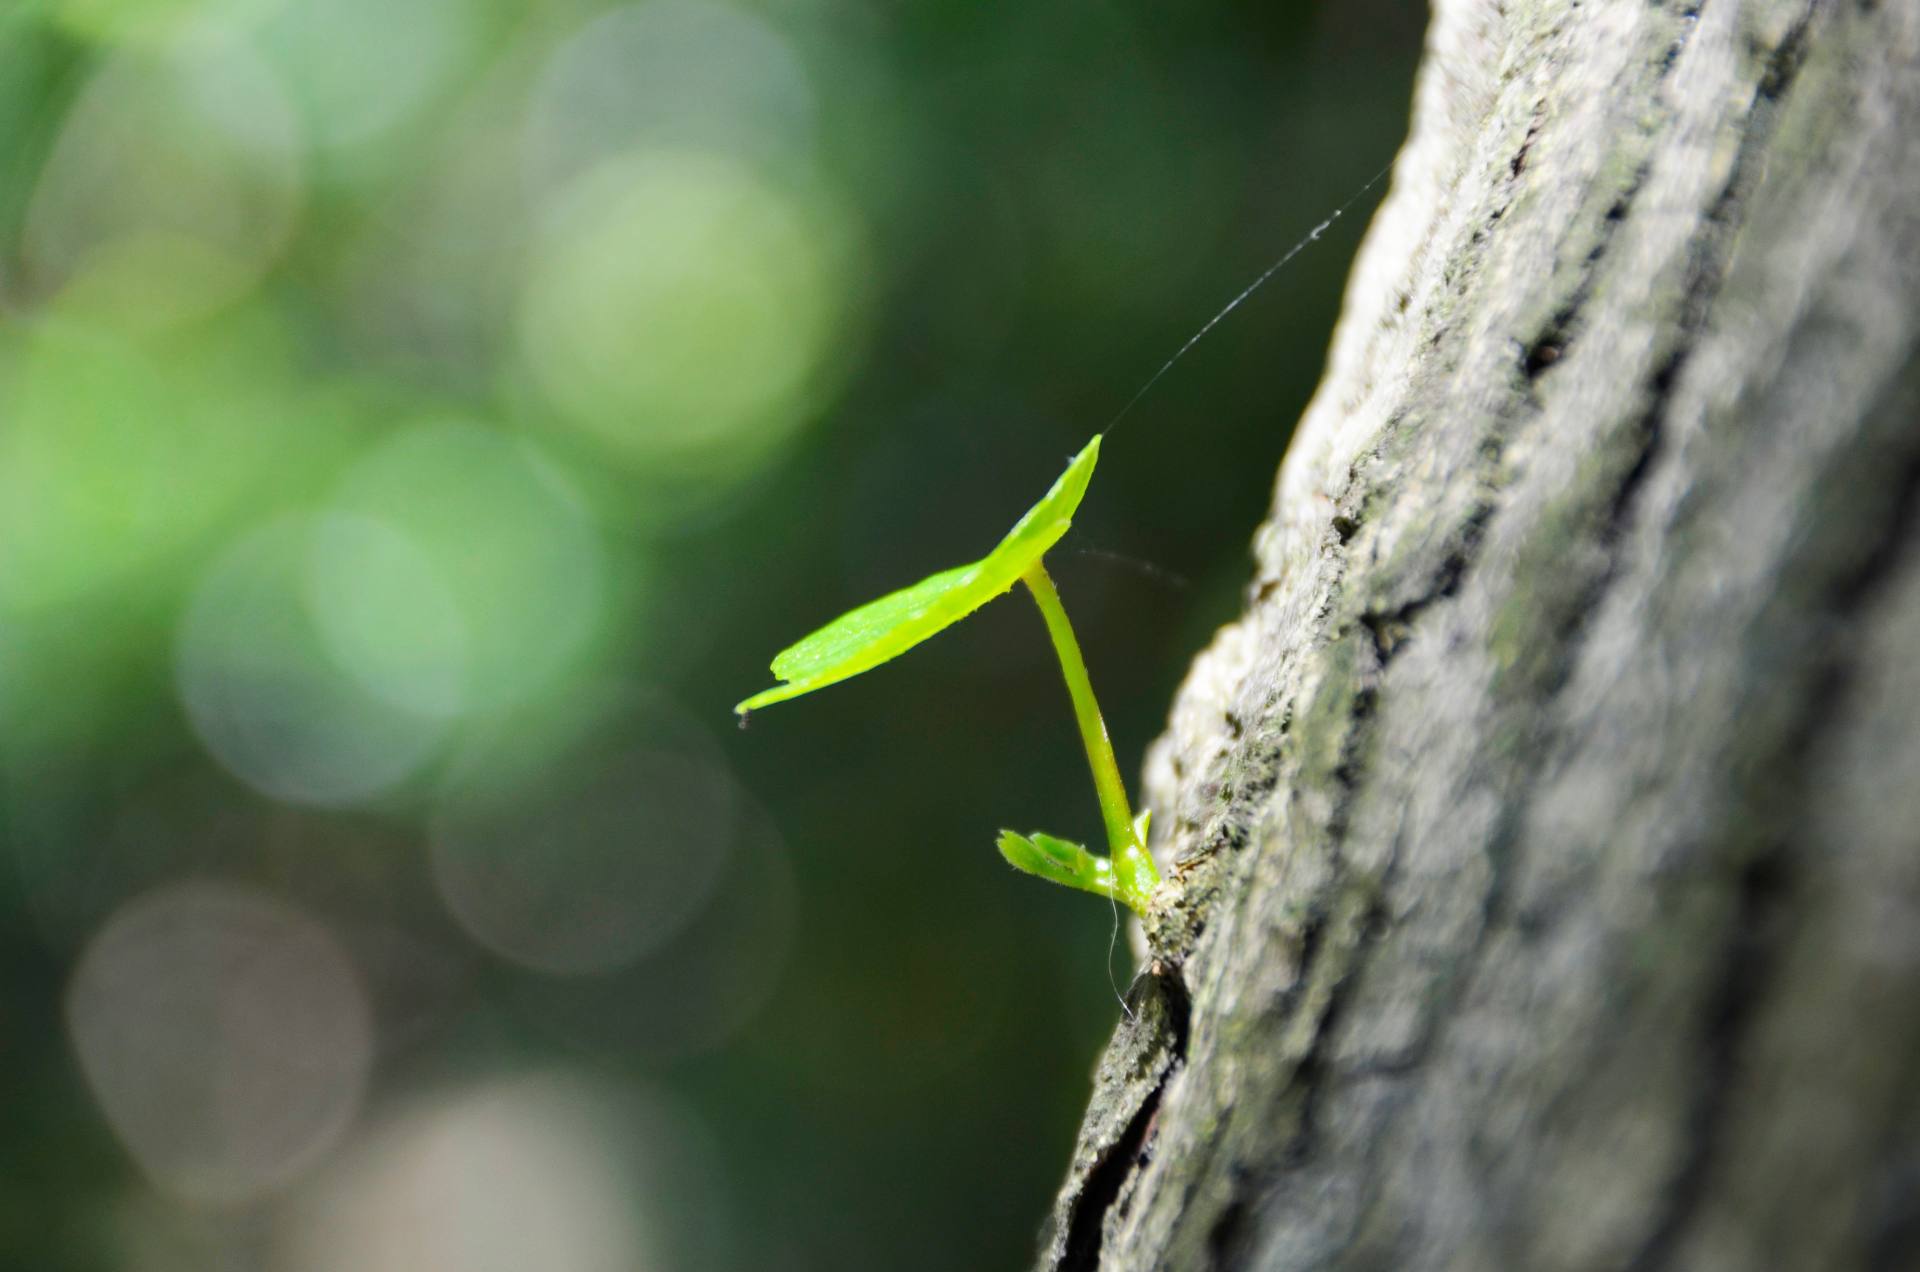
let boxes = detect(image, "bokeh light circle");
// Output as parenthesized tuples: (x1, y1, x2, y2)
(24, 33, 301, 326)
(280, 1072, 731, 1272)
(303, 512, 469, 720)
(517, 149, 856, 495)
(431, 747, 740, 976)
(176, 513, 453, 807)
(329, 422, 608, 715)
(507, 791, 797, 1062)
(65, 880, 372, 1206)
(54, 0, 285, 46)
(258, 0, 480, 152)
(0, 313, 313, 617)
(0, 322, 181, 613)
(525, 0, 817, 188)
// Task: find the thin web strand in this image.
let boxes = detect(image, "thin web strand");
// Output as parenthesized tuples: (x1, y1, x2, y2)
(1107, 867, 1134, 1020)
(1104, 159, 1394, 436)
(1091, 160, 1392, 1007)
(1068, 544, 1191, 590)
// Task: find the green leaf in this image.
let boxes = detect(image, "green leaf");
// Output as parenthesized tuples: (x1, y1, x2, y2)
(736, 435, 1101, 713)
(996, 830, 1118, 900)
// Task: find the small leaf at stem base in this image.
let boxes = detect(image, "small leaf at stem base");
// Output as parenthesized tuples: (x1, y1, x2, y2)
(997, 829, 1151, 915)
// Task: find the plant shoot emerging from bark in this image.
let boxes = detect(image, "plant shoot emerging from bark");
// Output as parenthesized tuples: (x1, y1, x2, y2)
(735, 435, 1160, 914)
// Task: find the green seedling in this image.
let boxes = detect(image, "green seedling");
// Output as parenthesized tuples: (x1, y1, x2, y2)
(735, 434, 1160, 914)
(734, 166, 1396, 917)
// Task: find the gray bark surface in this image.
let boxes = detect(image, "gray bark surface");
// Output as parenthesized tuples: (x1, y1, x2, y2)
(1038, 2, 1920, 1268)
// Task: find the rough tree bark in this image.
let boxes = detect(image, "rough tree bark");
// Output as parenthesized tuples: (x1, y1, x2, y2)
(1038, 2, 1920, 1269)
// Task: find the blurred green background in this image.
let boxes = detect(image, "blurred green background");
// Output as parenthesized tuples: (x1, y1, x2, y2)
(0, 1, 1419, 1267)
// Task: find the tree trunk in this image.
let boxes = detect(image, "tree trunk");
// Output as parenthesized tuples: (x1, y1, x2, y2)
(1038, 2, 1920, 1268)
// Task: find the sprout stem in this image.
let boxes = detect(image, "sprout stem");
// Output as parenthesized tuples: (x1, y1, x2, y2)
(1020, 562, 1159, 909)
